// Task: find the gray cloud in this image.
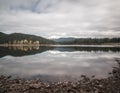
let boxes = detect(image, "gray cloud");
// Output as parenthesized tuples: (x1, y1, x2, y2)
(0, 0, 120, 38)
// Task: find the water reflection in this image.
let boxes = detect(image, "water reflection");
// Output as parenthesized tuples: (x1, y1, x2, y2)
(0, 46, 120, 82)
(0, 46, 53, 58)
(0, 46, 120, 58)
(54, 47, 120, 52)
(9, 46, 40, 51)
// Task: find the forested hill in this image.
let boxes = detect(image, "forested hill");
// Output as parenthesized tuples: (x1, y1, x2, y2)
(0, 32, 55, 44)
(0, 32, 120, 45)
(55, 38, 120, 45)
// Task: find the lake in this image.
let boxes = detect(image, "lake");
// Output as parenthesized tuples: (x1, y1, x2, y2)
(0, 46, 120, 82)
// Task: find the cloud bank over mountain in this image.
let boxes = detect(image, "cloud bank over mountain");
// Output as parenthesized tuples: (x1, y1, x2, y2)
(0, 0, 120, 38)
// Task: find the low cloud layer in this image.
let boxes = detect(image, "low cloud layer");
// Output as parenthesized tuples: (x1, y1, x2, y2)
(0, 0, 120, 38)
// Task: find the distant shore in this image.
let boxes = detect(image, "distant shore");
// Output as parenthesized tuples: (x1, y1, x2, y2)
(0, 44, 120, 47)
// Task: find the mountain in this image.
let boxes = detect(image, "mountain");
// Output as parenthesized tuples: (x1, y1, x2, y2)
(53, 37, 120, 45)
(53, 38, 76, 43)
(0, 32, 5, 36)
(0, 32, 119, 45)
(0, 32, 55, 44)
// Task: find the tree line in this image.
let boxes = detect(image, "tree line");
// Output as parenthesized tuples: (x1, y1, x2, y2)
(59, 38, 120, 45)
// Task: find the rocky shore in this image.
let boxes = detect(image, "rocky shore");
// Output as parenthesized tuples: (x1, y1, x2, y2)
(0, 59, 120, 93)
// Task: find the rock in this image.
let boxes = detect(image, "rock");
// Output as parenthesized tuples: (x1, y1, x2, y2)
(29, 84, 41, 89)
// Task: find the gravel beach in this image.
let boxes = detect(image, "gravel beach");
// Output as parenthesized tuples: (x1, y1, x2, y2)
(0, 59, 120, 93)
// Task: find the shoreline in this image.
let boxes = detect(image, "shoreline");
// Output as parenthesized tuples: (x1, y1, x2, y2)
(0, 59, 120, 93)
(0, 44, 120, 47)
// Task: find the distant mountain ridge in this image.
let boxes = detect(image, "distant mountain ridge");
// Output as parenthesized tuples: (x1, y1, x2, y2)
(53, 37, 120, 45)
(53, 38, 76, 42)
(0, 32, 120, 45)
(0, 32, 55, 44)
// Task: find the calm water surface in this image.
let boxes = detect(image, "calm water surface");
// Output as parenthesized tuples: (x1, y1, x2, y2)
(0, 46, 120, 82)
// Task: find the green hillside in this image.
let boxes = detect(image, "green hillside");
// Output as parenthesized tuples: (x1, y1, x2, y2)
(0, 32, 55, 45)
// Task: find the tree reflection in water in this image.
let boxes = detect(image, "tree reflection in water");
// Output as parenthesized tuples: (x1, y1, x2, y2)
(0, 46, 120, 58)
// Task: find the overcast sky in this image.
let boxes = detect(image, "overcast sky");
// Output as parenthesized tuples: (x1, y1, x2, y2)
(0, 0, 120, 38)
